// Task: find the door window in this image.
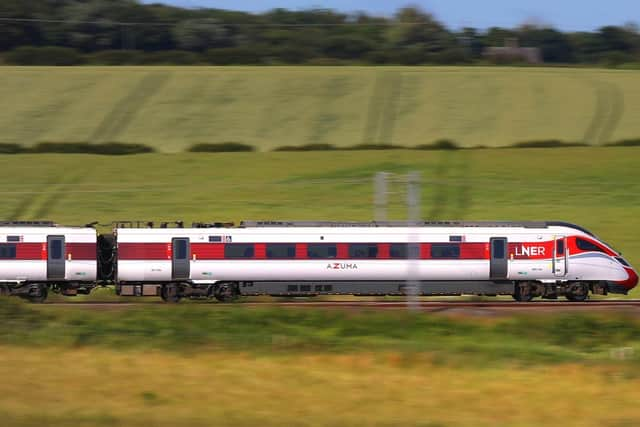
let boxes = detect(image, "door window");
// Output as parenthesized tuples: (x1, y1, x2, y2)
(50, 240, 63, 259)
(491, 239, 505, 259)
(174, 239, 188, 259)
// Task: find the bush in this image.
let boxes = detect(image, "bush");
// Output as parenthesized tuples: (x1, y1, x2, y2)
(86, 50, 141, 65)
(0, 143, 26, 154)
(273, 143, 337, 151)
(30, 142, 154, 155)
(188, 142, 255, 152)
(5, 46, 84, 66)
(341, 144, 406, 150)
(606, 138, 640, 147)
(509, 140, 587, 148)
(415, 139, 460, 150)
(305, 57, 347, 66)
(137, 51, 203, 65)
(90, 143, 155, 155)
(205, 47, 265, 65)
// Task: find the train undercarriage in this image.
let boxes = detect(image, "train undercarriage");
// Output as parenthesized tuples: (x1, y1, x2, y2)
(0, 282, 97, 303)
(0, 280, 621, 303)
(112, 280, 617, 304)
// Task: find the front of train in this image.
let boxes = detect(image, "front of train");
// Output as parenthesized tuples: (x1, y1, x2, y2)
(576, 234, 639, 294)
(608, 253, 638, 294)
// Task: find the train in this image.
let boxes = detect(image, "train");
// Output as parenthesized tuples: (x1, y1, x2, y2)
(0, 220, 636, 303)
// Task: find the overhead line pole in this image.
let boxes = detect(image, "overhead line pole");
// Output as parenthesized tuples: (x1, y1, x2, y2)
(406, 171, 421, 310)
(374, 172, 389, 222)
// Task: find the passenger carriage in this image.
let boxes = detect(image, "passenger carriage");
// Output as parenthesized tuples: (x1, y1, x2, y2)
(112, 220, 638, 303)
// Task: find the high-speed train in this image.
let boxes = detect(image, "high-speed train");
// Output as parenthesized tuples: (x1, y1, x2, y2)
(0, 220, 636, 302)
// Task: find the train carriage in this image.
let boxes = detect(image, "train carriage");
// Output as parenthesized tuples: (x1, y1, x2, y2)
(0, 221, 98, 302)
(112, 220, 638, 303)
(0, 219, 635, 303)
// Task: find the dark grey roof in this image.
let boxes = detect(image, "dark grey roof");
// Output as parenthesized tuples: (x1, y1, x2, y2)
(0, 221, 56, 227)
(240, 220, 595, 236)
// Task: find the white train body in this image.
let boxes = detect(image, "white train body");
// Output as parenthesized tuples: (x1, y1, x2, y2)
(115, 221, 638, 298)
(1, 220, 635, 301)
(0, 224, 97, 283)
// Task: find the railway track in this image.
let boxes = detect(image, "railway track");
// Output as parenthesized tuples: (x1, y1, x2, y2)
(40, 299, 640, 313)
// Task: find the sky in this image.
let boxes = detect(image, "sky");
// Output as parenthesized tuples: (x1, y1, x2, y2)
(142, 0, 638, 31)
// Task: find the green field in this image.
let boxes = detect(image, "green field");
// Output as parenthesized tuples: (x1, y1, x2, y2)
(1, 66, 640, 151)
(0, 147, 638, 296)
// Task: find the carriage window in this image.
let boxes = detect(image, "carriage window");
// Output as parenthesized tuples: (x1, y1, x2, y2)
(0, 244, 16, 259)
(576, 238, 604, 252)
(266, 244, 296, 259)
(7, 236, 20, 242)
(431, 244, 460, 259)
(50, 240, 63, 259)
(389, 243, 420, 259)
(225, 244, 254, 258)
(556, 240, 565, 255)
(349, 244, 378, 259)
(209, 235, 222, 243)
(307, 244, 337, 259)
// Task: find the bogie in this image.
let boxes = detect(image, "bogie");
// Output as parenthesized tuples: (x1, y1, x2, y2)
(160, 284, 182, 303)
(213, 282, 239, 303)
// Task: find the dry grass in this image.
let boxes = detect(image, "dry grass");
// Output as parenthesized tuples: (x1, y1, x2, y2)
(0, 345, 639, 427)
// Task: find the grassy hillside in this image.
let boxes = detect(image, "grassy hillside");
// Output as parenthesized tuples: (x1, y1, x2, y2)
(0, 147, 638, 292)
(1, 66, 640, 151)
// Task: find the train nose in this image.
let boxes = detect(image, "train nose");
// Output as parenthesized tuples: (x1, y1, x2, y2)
(621, 266, 639, 290)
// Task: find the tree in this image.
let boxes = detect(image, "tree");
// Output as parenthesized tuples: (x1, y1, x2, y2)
(385, 7, 453, 64)
(519, 26, 574, 63)
(0, 0, 45, 50)
(172, 18, 233, 51)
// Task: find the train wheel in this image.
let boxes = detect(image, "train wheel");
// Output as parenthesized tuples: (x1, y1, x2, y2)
(161, 284, 181, 303)
(27, 285, 48, 304)
(512, 283, 533, 302)
(214, 282, 238, 303)
(565, 283, 589, 302)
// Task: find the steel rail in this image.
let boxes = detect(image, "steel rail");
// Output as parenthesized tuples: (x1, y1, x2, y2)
(40, 300, 640, 309)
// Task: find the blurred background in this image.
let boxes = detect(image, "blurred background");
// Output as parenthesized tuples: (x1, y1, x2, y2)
(1, 1, 640, 426)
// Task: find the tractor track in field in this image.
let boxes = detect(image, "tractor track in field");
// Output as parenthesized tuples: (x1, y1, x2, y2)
(362, 72, 402, 145)
(30, 170, 90, 219)
(583, 79, 625, 145)
(89, 72, 170, 143)
(428, 149, 472, 220)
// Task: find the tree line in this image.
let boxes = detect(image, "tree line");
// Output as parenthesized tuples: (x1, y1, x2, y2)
(1, 0, 639, 66)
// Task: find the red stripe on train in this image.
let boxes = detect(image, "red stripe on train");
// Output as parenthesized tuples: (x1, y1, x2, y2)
(119, 242, 492, 260)
(0, 242, 95, 260)
(118, 243, 172, 260)
(66, 243, 97, 260)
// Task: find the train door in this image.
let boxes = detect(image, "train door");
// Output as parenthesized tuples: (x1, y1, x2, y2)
(490, 237, 508, 280)
(47, 235, 65, 280)
(172, 238, 190, 280)
(553, 236, 568, 277)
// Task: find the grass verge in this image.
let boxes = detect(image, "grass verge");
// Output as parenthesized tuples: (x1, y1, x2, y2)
(2, 299, 640, 365)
